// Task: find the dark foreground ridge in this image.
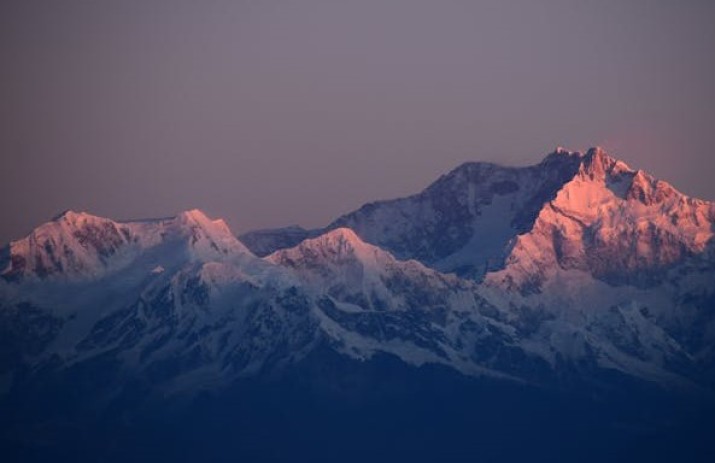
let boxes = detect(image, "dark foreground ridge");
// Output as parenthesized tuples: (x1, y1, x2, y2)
(4, 348, 715, 463)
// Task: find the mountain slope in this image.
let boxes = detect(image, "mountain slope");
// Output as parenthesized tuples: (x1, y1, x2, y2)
(469, 148, 715, 390)
(0, 209, 252, 282)
(240, 225, 313, 258)
(0, 209, 319, 396)
(2, 148, 715, 462)
(266, 228, 527, 378)
(324, 149, 586, 279)
(486, 147, 715, 291)
(238, 147, 715, 389)
(244, 147, 714, 288)
(241, 148, 584, 278)
(2, 148, 714, 396)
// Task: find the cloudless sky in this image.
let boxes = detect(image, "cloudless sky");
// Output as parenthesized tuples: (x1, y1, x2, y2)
(1, 0, 714, 244)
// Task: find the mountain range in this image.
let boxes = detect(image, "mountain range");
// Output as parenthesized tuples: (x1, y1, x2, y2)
(2, 147, 714, 462)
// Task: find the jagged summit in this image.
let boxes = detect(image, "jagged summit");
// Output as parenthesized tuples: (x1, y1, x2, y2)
(540, 146, 580, 164)
(439, 146, 635, 180)
(51, 209, 93, 222)
(539, 146, 632, 179)
(6, 148, 711, 291)
(267, 226, 468, 320)
(584, 145, 609, 159)
(624, 169, 680, 205)
(176, 208, 213, 225)
(487, 148, 714, 292)
(1, 210, 132, 280)
(317, 147, 590, 278)
(45, 208, 222, 228)
(2, 145, 715, 414)
(267, 227, 385, 269)
(537, 146, 686, 207)
(170, 209, 252, 260)
(575, 146, 632, 180)
(304, 227, 365, 250)
(173, 209, 244, 247)
(247, 146, 713, 292)
(1, 208, 251, 281)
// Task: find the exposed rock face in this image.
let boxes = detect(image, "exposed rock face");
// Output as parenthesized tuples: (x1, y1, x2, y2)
(1, 148, 714, 404)
(1, 209, 252, 281)
(238, 149, 582, 280)
(244, 147, 713, 292)
(240, 225, 313, 257)
(487, 148, 715, 291)
(1, 211, 134, 280)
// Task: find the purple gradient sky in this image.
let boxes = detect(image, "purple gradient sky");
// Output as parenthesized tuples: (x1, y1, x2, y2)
(1, 0, 714, 244)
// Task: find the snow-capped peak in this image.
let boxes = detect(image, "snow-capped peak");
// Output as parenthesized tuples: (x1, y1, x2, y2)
(305, 227, 367, 253)
(2, 148, 715, 402)
(267, 227, 467, 318)
(584, 145, 608, 158)
(1, 210, 134, 281)
(267, 227, 382, 269)
(52, 209, 94, 222)
(176, 208, 213, 226)
(1, 209, 253, 282)
(265, 226, 452, 289)
(577, 146, 632, 179)
(174, 208, 237, 242)
(624, 170, 680, 206)
(487, 148, 714, 292)
(169, 209, 252, 260)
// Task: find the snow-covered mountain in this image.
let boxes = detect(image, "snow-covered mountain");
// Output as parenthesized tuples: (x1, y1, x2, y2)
(487, 147, 715, 291)
(245, 148, 714, 284)
(239, 147, 715, 389)
(242, 147, 585, 278)
(1, 209, 252, 282)
(0, 218, 517, 394)
(2, 147, 715, 405)
(266, 228, 526, 378)
(0, 209, 321, 394)
(480, 148, 715, 390)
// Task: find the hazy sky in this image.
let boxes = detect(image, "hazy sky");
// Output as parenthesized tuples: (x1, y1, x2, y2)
(2, 0, 714, 244)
